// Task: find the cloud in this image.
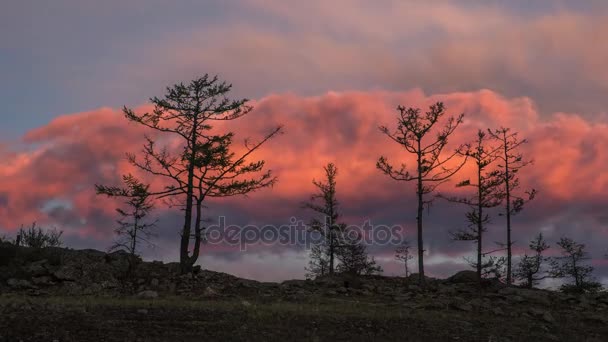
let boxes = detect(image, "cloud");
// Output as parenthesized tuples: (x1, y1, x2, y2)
(116, 0, 608, 117)
(1, 89, 607, 281)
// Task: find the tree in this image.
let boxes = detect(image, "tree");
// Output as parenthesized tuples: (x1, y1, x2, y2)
(122, 75, 282, 273)
(442, 130, 504, 282)
(550, 237, 602, 293)
(395, 241, 414, 277)
(305, 243, 329, 279)
(488, 127, 537, 285)
(96, 174, 157, 258)
(15, 222, 63, 248)
(377, 102, 467, 284)
(514, 233, 550, 288)
(303, 163, 343, 276)
(336, 232, 383, 276)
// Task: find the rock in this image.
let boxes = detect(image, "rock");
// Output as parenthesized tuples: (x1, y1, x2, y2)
(7, 278, 35, 289)
(528, 307, 545, 316)
(281, 279, 308, 288)
(510, 296, 525, 303)
(491, 307, 504, 316)
(150, 278, 160, 287)
(407, 284, 421, 292)
(542, 312, 555, 324)
(137, 308, 149, 314)
(25, 259, 49, 276)
(499, 287, 551, 306)
(585, 314, 608, 324)
(437, 284, 458, 295)
(241, 300, 252, 307)
(446, 271, 478, 284)
(137, 290, 159, 299)
(53, 267, 79, 281)
(31, 276, 55, 286)
(450, 302, 473, 312)
(203, 286, 219, 297)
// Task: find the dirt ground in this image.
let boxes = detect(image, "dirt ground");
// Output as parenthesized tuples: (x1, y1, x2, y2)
(0, 296, 606, 342)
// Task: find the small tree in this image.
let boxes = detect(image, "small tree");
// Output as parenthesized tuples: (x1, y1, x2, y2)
(488, 127, 537, 285)
(377, 102, 467, 284)
(514, 233, 550, 288)
(96, 174, 157, 258)
(15, 222, 63, 248)
(550, 237, 602, 293)
(303, 163, 343, 276)
(395, 241, 414, 277)
(442, 130, 504, 282)
(305, 243, 329, 279)
(336, 232, 383, 276)
(122, 75, 282, 273)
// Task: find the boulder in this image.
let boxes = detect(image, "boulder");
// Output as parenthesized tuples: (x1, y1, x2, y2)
(32, 276, 55, 286)
(137, 290, 159, 299)
(7, 278, 36, 289)
(202, 286, 219, 297)
(446, 271, 478, 284)
(53, 267, 79, 281)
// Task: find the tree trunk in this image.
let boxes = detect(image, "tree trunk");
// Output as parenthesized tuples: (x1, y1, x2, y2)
(504, 135, 513, 285)
(180, 122, 198, 274)
(329, 231, 335, 275)
(188, 199, 204, 269)
(477, 165, 483, 283)
(416, 142, 425, 284)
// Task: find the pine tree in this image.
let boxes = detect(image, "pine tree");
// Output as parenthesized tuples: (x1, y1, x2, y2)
(488, 127, 537, 285)
(514, 233, 550, 288)
(395, 241, 414, 277)
(96, 174, 157, 258)
(121, 75, 282, 273)
(377, 102, 467, 284)
(442, 130, 504, 282)
(550, 237, 602, 293)
(336, 232, 383, 276)
(303, 163, 343, 276)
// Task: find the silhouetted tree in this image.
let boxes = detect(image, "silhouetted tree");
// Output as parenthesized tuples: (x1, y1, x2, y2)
(303, 163, 343, 276)
(395, 241, 414, 277)
(15, 222, 63, 248)
(305, 243, 329, 279)
(514, 233, 550, 288)
(123, 75, 282, 273)
(550, 237, 602, 293)
(336, 232, 383, 276)
(377, 102, 467, 284)
(442, 130, 504, 282)
(488, 127, 537, 285)
(96, 174, 157, 258)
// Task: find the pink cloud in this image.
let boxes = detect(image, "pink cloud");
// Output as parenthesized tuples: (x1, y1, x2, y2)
(1, 89, 607, 278)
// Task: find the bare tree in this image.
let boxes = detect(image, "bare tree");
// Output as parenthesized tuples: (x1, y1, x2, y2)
(488, 127, 537, 285)
(441, 130, 504, 282)
(550, 237, 602, 293)
(514, 233, 550, 288)
(395, 241, 414, 277)
(122, 75, 283, 273)
(303, 163, 343, 276)
(96, 174, 157, 258)
(377, 102, 467, 284)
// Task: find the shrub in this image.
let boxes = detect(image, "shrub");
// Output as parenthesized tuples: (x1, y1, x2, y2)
(16, 222, 63, 248)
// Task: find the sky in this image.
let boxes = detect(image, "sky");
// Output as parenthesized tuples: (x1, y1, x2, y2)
(1, 0, 608, 284)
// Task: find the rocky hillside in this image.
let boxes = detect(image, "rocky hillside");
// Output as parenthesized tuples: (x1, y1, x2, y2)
(1, 243, 607, 341)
